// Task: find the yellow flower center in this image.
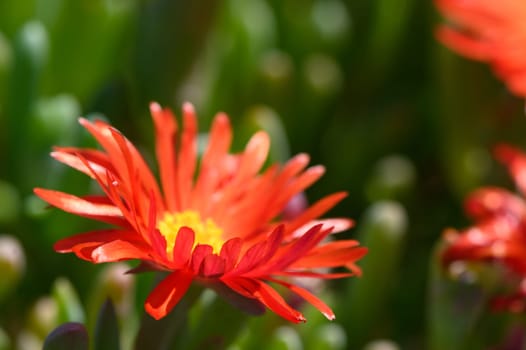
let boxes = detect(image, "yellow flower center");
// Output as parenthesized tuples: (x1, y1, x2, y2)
(158, 210, 224, 256)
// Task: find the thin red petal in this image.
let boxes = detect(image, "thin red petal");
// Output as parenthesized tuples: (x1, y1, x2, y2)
(91, 240, 151, 263)
(223, 277, 305, 323)
(51, 147, 112, 180)
(172, 227, 195, 267)
(212, 133, 270, 215)
(220, 237, 242, 272)
(253, 281, 305, 323)
(109, 128, 153, 221)
(80, 118, 163, 215)
(495, 144, 526, 195)
(145, 191, 167, 260)
(151, 102, 179, 212)
(436, 26, 491, 61)
(54, 229, 139, 253)
(266, 224, 332, 273)
(464, 187, 526, 220)
(290, 218, 354, 239)
(229, 226, 283, 276)
(191, 112, 232, 209)
(285, 192, 347, 236)
(236, 132, 270, 181)
(269, 278, 335, 320)
(275, 271, 356, 279)
(75, 153, 138, 232)
(291, 245, 368, 269)
(79, 118, 131, 180)
(205, 280, 266, 315)
(190, 244, 213, 273)
(264, 165, 326, 221)
(34, 188, 127, 227)
(217, 167, 278, 236)
(200, 254, 226, 277)
(177, 103, 198, 209)
(144, 270, 194, 320)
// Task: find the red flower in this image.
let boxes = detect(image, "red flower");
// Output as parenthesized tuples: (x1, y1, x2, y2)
(443, 144, 526, 312)
(35, 102, 367, 322)
(435, 0, 526, 98)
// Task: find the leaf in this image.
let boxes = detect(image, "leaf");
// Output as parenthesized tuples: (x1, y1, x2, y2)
(94, 299, 121, 350)
(52, 278, 85, 324)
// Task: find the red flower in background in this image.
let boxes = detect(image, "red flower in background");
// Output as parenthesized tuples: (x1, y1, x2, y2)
(443, 144, 526, 312)
(435, 0, 526, 98)
(34, 102, 367, 322)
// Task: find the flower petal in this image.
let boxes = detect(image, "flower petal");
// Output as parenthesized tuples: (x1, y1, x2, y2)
(290, 218, 355, 239)
(236, 131, 270, 182)
(206, 280, 266, 315)
(220, 237, 242, 272)
(275, 271, 355, 279)
(80, 118, 163, 214)
(223, 277, 305, 323)
(291, 245, 368, 269)
(172, 227, 195, 267)
(151, 102, 179, 211)
(200, 254, 226, 277)
(265, 165, 326, 221)
(230, 226, 283, 276)
(494, 144, 526, 196)
(191, 112, 232, 209)
(464, 187, 526, 220)
(144, 270, 193, 320)
(51, 147, 113, 180)
(436, 26, 491, 61)
(285, 192, 348, 236)
(177, 103, 198, 209)
(190, 244, 213, 273)
(266, 224, 332, 273)
(91, 240, 152, 263)
(270, 278, 335, 320)
(54, 229, 139, 253)
(34, 188, 127, 227)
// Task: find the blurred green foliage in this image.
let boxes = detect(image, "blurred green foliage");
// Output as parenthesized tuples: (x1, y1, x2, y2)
(0, 0, 525, 349)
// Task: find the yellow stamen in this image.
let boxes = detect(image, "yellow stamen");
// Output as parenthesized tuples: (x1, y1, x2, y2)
(158, 210, 224, 256)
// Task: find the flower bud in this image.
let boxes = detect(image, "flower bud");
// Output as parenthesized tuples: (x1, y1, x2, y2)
(365, 155, 416, 203)
(343, 201, 407, 347)
(33, 94, 80, 145)
(267, 326, 302, 350)
(258, 49, 294, 102)
(363, 340, 400, 350)
(303, 53, 343, 97)
(43, 323, 88, 350)
(306, 323, 347, 350)
(28, 297, 59, 339)
(16, 330, 41, 350)
(0, 31, 12, 104)
(0, 327, 11, 350)
(311, 0, 351, 50)
(0, 181, 21, 224)
(0, 234, 25, 300)
(88, 264, 133, 318)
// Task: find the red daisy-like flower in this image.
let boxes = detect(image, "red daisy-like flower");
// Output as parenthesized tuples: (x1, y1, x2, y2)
(443, 144, 526, 312)
(35, 102, 367, 322)
(435, 0, 526, 98)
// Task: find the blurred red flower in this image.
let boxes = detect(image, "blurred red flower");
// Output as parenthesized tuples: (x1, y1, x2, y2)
(34, 102, 367, 322)
(435, 0, 526, 98)
(443, 144, 526, 312)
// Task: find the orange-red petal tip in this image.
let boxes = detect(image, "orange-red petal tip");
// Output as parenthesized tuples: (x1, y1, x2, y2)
(150, 101, 162, 112)
(182, 102, 195, 114)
